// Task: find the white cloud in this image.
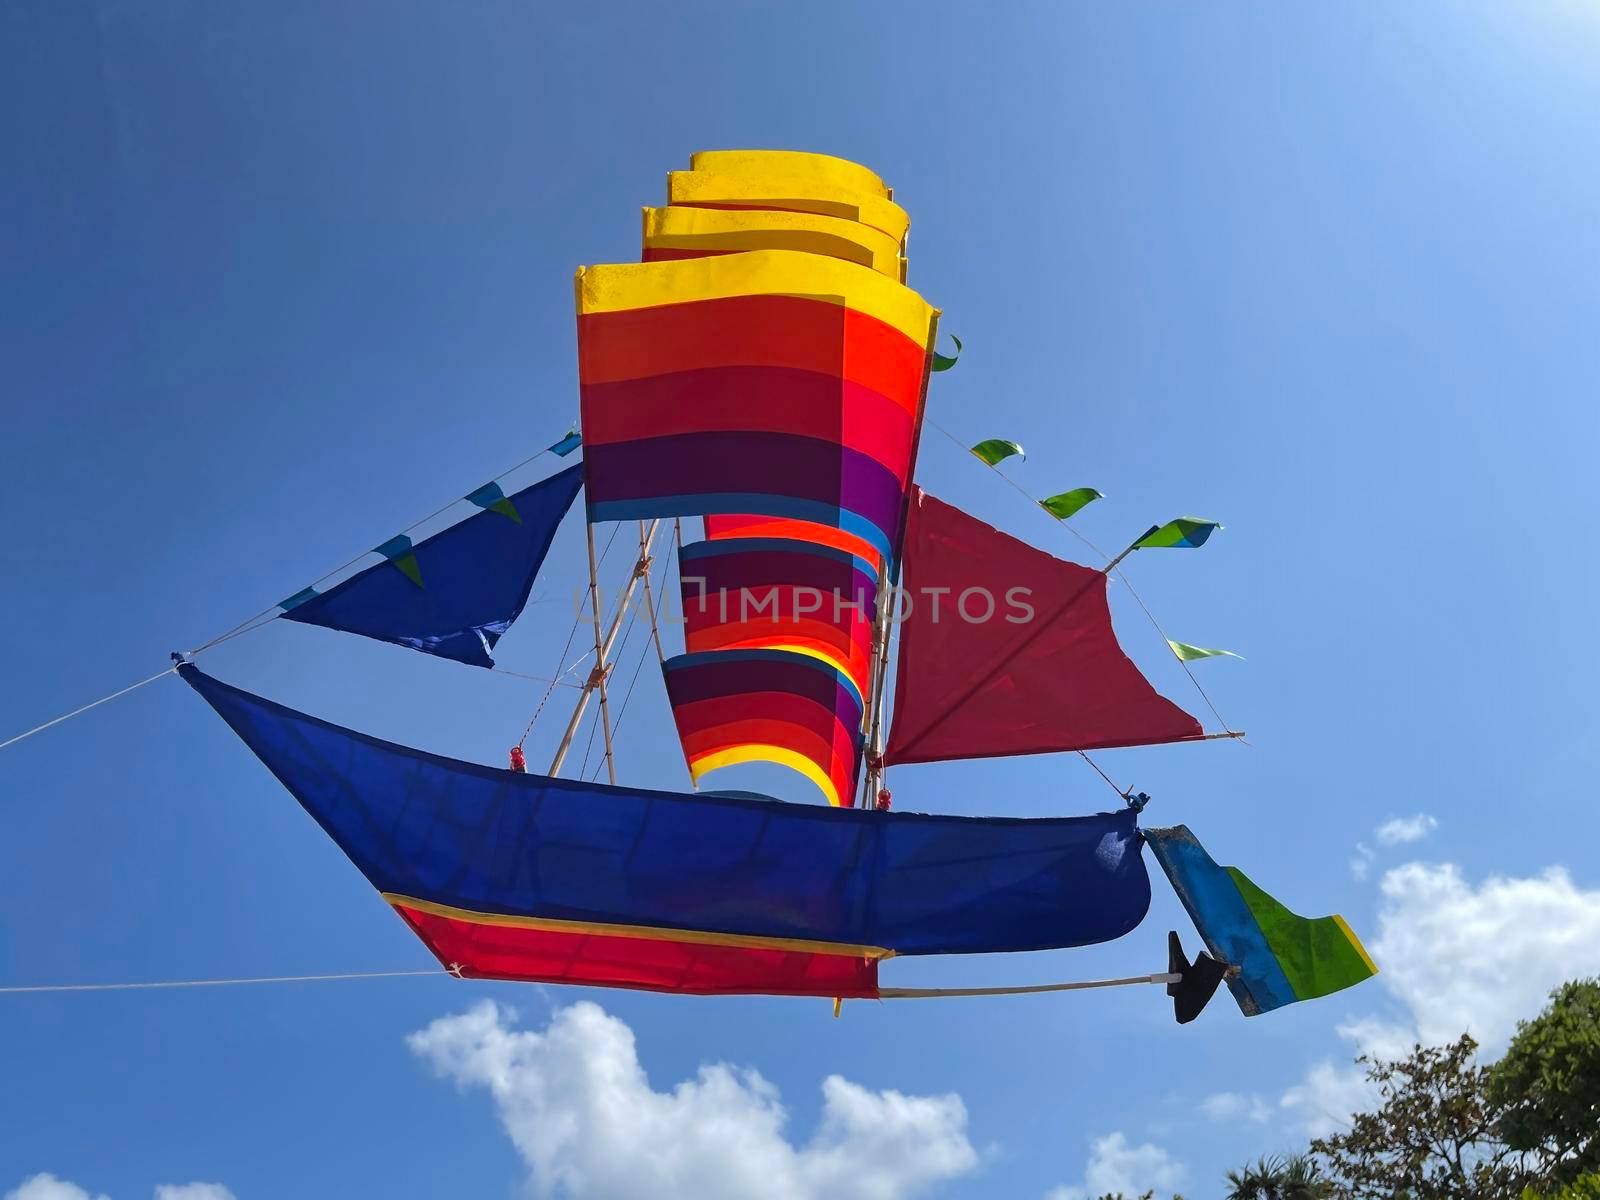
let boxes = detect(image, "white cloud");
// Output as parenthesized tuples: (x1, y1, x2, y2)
(1279, 1057, 1374, 1140)
(1374, 815, 1438, 846)
(1281, 859, 1600, 1135)
(1372, 862, 1600, 1048)
(6, 1178, 108, 1200)
(1200, 1091, 1271, 1124)
(4, 1179, 231, 1200)
(408, 999, 978, 1200)
(1349, 843, 1374, 880)
(1046, 1132, 1186, 1200)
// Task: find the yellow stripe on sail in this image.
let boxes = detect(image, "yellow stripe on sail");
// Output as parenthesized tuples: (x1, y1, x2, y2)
(643, 206, 904, 279)
(384, 894, 894, 959)
(690, 743, 846, 808)
(667, 170, 911, 245)
(1332, 914, 1380, 976)
(688, 150, 890, 199)
(576, 250, 937, 347)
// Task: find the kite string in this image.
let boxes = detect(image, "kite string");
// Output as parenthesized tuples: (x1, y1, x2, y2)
(1, 424, 582, 757)
(922, 414, 1234, 736)
(0, 969, 453, 995)
(0, 665, 179, 753)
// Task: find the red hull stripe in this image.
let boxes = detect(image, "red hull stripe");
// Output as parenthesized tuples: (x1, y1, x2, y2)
(394, 903, 882, 998)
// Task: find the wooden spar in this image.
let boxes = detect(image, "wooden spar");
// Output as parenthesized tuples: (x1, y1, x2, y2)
(586, 521, 617, 784)
(859, 571, 895, 806)
(636, 519, 667, 665)
(549, 519, 661, 777)
(859, 307, 939, 807)
(879, 972, 1181, 1000)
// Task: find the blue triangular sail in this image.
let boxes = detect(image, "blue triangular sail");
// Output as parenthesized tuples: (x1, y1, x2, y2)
(281, 463, 582, 668)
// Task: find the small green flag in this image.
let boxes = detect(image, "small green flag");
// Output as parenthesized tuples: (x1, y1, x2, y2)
(1167, 639, 1242, 662)
(374, 535, 425, 589)
(971, 438, 1024, 467)
(465, 481, 522, 523)
(1039, 488, 1103, 521)
(931, 334, 962, 372)
(1135, 517, 1221, 550)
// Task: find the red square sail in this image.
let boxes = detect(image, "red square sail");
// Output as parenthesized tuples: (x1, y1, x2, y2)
(883, 489, 1203, 766)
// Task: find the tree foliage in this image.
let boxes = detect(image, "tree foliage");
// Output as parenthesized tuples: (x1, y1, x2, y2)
(1225, 1153, 1334, 1199)
(1309, 1034, 1531, 1199)
(1521, 1176, 1600, 1200)
(1490, 979, 1600, 1188)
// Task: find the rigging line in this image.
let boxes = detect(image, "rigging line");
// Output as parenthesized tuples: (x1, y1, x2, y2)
(4, 428, 586, 758)
(517, 523, 623, 748)
(1077, 751, 1128, 800)
(923, 416, 1108, 560)
(489, 668, 582, 690)
(0, 666, 179, 754)
(878, 972, 1179, 1000)
(603, 541, 675, 757)
(189, 439, 573, 659)
(0, 969, 453, 995)
(585, 590, 645, 782)
(518, 614, 585, 747)
(577, 683, 604, 779)
(1111, 567, 1231, 731)
(924, 413, 1236, 736)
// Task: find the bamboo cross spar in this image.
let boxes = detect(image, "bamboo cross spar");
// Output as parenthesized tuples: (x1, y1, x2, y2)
(859, 933, 1235, 1025)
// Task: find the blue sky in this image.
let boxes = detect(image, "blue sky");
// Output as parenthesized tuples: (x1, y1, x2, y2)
(5, 3, 1600, 1197)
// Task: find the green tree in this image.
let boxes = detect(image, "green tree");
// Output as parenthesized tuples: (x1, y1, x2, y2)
(1521, 1176, 1600, 1200)
(1310, 1034, 1530, 1199)
(1225, 1153, 1334, 1199)
(1490, 979, 1600, 1187)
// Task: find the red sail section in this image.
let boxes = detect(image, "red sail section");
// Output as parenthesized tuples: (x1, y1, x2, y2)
(883, 489, 1203, 766)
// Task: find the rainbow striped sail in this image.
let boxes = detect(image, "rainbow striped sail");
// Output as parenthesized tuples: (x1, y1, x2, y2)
(575, 149, 939, 806)
(662, 649, 866, 809)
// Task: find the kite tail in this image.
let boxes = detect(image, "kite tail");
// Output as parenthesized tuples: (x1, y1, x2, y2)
(1143, 825, 1377, 1016)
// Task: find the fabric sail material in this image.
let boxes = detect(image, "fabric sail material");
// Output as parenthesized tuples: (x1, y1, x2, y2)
(666, 170, 911, 245)
(642, 207, 904, 280)
(662, 648, 866, 808)
(281, 463, 582, 669)
(582, 152, 936, 807)
(679, 537, 878, 694)
(883, 488, 1203, 766)
(705, 513, 885, 575)
(576, 250, 937, 566)
(179, 664, 1151, 998)
(1144, 825, 1377, 1015)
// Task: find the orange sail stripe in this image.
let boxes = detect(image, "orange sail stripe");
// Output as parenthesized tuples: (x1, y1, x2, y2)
(576, 295, 925, 412)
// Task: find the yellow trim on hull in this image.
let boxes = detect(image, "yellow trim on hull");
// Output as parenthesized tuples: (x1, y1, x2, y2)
(384, 893, 893, 960)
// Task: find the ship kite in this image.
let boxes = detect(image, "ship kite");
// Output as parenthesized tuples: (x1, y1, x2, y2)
(177, 149, 1376, 1022)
